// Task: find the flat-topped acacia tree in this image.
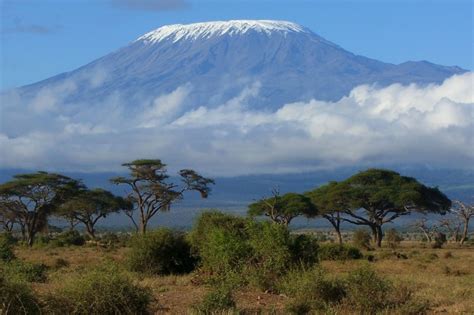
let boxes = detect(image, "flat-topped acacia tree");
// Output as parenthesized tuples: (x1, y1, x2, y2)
(0, 172, 82, 246)
(248, 191, 317, 226)
(58, 188, 132, 239)
(111, 159, 214, 234)
(306, 181, 352, 245)
(341, 169, 451, 247)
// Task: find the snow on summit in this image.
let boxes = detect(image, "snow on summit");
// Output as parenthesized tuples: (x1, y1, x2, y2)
(137, 20, 307, 43)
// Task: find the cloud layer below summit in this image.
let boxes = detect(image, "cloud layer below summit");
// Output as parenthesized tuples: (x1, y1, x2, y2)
(1, 72, 472, 175)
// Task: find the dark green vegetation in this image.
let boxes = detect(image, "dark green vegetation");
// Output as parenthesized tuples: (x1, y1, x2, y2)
(0, 166, 473, 313)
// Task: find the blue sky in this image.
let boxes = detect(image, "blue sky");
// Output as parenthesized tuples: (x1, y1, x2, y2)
(0, 0, 472, 90)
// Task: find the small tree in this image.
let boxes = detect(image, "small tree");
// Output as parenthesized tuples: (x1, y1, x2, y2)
(341, 169, 451, 247)
(306, 181, 351, 244)
(58, 188, 131, 239)
(248, 190, 317, 226)
(451, 201, 473, 245)
(111, 159, 214, 234)
(438, 217, 462, 243)
(0, 172, 82, 246)
(352, 229, 372, 250)
(413, 218, 437, 243)
(385, 228, 403, 248)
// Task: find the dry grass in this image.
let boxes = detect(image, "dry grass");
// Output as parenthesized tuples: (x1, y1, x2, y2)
(14, 242, 474, 314)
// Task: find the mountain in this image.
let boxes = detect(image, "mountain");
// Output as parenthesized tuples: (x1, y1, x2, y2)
(16, 20, 466, 109)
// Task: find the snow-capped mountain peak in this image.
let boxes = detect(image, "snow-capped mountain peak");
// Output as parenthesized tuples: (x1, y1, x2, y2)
(137, 20, 308, 44)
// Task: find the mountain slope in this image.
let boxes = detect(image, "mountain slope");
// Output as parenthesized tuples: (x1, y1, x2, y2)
(17, 20, 465, 109)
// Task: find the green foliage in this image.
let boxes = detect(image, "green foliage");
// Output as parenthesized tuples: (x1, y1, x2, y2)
(190, 211, 319, 290)
(0, 233, 15, 262)
(318, 243, 362, 260)
(51, 230, 86, 247)
(128, 228, 196, 275)
(344, 265, 392, 313)
(1, 260, 48, 283)
(193, 286, 236, 314)
(385, 228, 403, 248)
(352, 229, 372, 250)
(279, 267, 346, 309)
(248, 192, 317, 225)
(0, 274, 40, 314)
(45, 264, 152, 315)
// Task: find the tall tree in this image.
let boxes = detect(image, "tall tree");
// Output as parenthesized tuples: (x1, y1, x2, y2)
(451, 201, 474, 245)
(58, 188, 131, 239)
(341, 169, 451, 247)
(0, 172, 82, 246)
(306, 181, 351, 244)
(111, 159, 214, 234)
(248, 190, 317, 226)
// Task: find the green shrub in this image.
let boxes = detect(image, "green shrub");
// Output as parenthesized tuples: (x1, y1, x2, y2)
(385, 228, 403, 248)
(193, 286, 236, 314)
(0, 275, 40, 314)
(51, 230, 86, 247)
(0, 233, 15, 262)
(128, 228, 196, 275)
(191, 211, 321, 290)
(1, 260, 48, 283)
(344, 265, 392, 313)
(188, 210, 248, 255)
(290, 234, 319, 266)
(278, 267, 346, 309)
(352, 229, 372, 250)
(45, 264, 152, 315)
(318, 243, 362, 261)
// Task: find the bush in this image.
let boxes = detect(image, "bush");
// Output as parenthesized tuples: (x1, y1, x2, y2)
(318, 243, 362, 261)
(278, 267, 346, 309)
(0, 233, 15, 262)
(1, 260, 48, 283)
(290, 234, 319, 266)
(0, 275, 40, 314)
(190, 211, 320, 290)
(344, 265, 392, 313)
(53, 258, 70, 269)
(432, 232, 447, 249)
(352, 229, 372, 250)
(385, 228, 403, 248)
(45, 264, 152, 315)
(51, 230, 86, 247)
(193, 286, 236, 313)
(128, 228, 196, 275)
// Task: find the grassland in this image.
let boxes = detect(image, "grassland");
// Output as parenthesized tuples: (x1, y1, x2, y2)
(12, 240, 473, 314)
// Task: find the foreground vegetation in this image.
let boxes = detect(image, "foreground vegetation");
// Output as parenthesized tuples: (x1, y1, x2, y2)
(1, 212, 473, 314)
(1, 162, 473, 313)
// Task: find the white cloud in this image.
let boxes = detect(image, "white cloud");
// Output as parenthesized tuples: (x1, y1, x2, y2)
(0, 72, 473, 175)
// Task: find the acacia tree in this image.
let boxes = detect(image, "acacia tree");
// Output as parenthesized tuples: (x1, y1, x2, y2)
(341, 169, 451, 247)
(412, 218, 437, 243)
(58, 188, 131, 239)
(0, 172, 82, 246)
(111, 159, 214, 234)
(306, 181, 351, 244)
(0, 199, 20, 233)
(451, 201, 474, 245)
(248, 190, 317, 226)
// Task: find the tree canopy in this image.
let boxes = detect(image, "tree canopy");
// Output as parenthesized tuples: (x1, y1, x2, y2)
(0, 172, 82, 245)
(248, 191, 317, 226)
(341, 169, 451, 247)
(111, 159, 214, 233)
(58, 188, 131, 238)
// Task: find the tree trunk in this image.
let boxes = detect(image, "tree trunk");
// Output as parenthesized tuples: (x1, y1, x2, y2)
(139, 219, 148, 234)
(376, 225, 383, 248)
(460, 218, 469, 245)
(370, 225, 378, 245)
(85, 222, 96, 239)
